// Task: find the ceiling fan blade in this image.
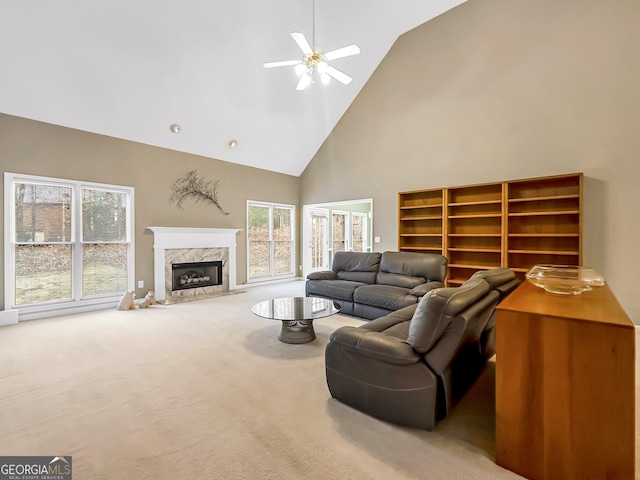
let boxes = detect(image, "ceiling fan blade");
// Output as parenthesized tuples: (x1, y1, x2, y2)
(263, 60, 300, 69)
(324, 44, 360, 61)
(325, 65, 352, 85)
(291, 32, 313, 55)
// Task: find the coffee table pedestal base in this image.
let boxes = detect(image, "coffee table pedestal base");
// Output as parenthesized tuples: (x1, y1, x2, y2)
(279, 320, 316, 344)
(252, 297, 338, 345)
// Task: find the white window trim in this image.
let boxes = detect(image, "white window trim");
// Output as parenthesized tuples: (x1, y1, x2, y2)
(246, 200, 296, 283)
(4, 172, 135, 321)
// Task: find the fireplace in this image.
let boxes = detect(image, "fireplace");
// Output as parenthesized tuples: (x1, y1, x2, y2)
(172, 261, 223, 291)
(147, 227, 241, 303)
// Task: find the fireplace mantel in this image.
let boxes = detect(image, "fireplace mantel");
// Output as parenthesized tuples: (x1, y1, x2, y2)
(147, 227, 242, 302)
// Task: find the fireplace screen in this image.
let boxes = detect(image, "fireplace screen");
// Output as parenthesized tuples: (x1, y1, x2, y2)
(171, 261, 223, 291)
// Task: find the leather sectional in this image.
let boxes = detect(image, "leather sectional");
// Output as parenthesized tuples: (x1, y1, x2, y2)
(324, 267, 520, 430)
(306, 251, 448, 320)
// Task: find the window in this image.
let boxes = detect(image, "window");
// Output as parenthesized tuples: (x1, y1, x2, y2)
(247, 201, 295, 282)
(5, 173, 134, 319)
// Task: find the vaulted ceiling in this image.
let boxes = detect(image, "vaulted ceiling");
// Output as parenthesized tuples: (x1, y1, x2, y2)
(1, 1, 465, 176)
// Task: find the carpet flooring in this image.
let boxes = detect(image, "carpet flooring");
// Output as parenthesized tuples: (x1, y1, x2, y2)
(0, 281, 636, 479)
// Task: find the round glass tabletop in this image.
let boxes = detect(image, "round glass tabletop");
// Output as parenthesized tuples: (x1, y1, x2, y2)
(251, 297, 341, 321)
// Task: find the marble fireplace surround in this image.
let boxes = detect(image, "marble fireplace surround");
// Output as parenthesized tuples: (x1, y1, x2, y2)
(147, 227, 241, 303)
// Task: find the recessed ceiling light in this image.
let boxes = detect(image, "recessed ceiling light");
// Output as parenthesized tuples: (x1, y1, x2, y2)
(170, 124, 181, 133)
(228, 139, 238, 148)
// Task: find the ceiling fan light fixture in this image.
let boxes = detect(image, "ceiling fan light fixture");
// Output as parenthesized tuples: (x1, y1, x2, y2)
(296, 70, 313, 91)
(263, 0, 360, 90)
(316, 61, 328, 74)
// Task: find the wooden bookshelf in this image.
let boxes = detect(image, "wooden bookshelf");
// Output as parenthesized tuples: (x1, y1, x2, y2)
(445, 182, 504, 285)
(398, 188, 444, 253)
(506, 174, 582, 281)
(398, 173, 583, 286)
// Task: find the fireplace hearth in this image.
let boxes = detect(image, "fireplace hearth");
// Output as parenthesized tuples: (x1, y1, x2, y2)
(172, 261, 223, 291)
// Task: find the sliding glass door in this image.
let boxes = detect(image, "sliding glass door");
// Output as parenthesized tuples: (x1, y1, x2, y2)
(309, 209, 329, 273)
(332, 211, 348, 255)
(351, 212, 367, 252)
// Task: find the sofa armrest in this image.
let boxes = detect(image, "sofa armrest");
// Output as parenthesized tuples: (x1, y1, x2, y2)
(306, 270, 338, 280)
(329, 326, 421, 366)
(408, 281, 445, 298)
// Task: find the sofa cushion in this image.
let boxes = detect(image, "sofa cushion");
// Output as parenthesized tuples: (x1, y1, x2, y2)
(337, 271, 378, 284)
(362, 303, 416, 329)
(377, 252, 447, 287)
(306, 251, 380, 284)
(407, 279, 491, 353)
(354, 284, 420, 311)
(360, 309, 413, 339)
(376, 272, 426, 289)
(332, 251, 381, 273)
(306, 279, 365, 302)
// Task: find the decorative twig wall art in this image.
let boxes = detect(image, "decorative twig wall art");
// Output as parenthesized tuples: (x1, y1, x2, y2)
(169, 169, 230, 215)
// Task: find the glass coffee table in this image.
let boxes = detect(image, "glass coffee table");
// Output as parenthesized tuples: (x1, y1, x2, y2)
(251, 297, 341, 344)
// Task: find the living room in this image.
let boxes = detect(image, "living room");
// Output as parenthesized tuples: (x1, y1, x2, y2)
(1, 0, 638, 478)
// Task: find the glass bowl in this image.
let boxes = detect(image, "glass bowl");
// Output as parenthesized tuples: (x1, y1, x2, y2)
(526, 265, 605, 295)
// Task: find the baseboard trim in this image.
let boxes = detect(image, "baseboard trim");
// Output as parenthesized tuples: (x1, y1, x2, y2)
(0, 310, 19, 327)
(242, 277, 303, 289)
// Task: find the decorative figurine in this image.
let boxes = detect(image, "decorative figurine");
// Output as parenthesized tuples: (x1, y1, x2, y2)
(117, 291, 136, 311)
(138, 291, 157, 309)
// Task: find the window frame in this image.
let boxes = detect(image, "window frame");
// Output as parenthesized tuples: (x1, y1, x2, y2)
(246, 200, 295, 283)
(4, 172, 135, 320)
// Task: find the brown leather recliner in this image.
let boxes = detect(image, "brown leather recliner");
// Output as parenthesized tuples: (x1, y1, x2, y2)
(325, 268, 519, 430)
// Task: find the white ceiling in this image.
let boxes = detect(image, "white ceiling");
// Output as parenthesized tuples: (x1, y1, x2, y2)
(1, 0, 465, 176)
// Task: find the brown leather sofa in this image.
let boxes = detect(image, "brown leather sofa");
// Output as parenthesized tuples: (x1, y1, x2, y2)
(306, 251, 447, 320)
(324, 268, 519, 430)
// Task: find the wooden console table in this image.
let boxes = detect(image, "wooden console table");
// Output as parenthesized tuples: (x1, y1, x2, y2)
(495, 281, 635, 480)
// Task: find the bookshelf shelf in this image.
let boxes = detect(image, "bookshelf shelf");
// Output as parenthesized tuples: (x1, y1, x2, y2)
(398, 173, 583, 286)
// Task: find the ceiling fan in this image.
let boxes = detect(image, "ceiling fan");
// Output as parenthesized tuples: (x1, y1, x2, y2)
(263, 1, 360, 90)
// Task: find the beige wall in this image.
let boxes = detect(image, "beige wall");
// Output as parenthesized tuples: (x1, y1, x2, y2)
(0, 114, 300, 308)
(300, 0, 640, 322)
(3, 0, 639, 322)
